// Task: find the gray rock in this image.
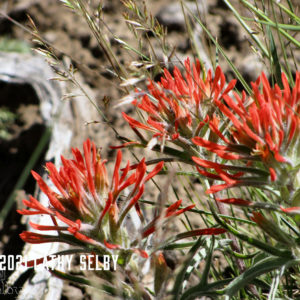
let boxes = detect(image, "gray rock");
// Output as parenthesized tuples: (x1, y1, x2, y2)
(156, 1, 207, 31)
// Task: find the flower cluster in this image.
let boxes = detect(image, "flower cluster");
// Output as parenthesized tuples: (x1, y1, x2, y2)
(121, 58, 299, 211)
(18, 139, 196, 261)
(192, 71, 300, 197)
(123, 58, 236, 150)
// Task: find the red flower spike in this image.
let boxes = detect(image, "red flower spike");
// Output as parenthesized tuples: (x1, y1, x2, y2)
(18, 139, 172, 261)
(17, 209, 46, 216)
(120, 58, 236, 146)
(119, 161, 130, 184)
(83, 139, 97, 200)
(195, 166, 223, 181)
(19, 196, 53, 215)
(193, 71, 300, 194)
(166, 199, 182, 215)
(208, 115, 231, 144)
(128, 184, 145, 209)
(193, 157, 228, 170)
(169, 204, 196, 217)
(192, 137, 244, 160)
(193, 158, 244, 193)
(97, 192, 113, 227)
(216, 168, 237, 185)
(122, 112, 154, 132)
(116, 174, 136, 197)
(206, 183, 237, 194)
(46, 162, 69, 199)
(134, 158, 147, 189)
(112, 150, 122, 195)
(142, 226, 155, 238)
(70, 231, 99, 246)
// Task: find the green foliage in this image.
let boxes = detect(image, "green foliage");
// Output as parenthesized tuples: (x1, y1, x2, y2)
(0, 107, 15, 140)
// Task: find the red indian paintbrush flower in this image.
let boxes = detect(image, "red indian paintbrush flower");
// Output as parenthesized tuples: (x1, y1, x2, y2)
(192, 71, 300, 195)
(122, 58, 236, 150)
(18, 139, 197, 259)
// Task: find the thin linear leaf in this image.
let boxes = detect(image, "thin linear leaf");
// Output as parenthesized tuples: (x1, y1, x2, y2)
(224, 257, 299, 298)
(172, 237, 204, 300)
(276, 2, 300, 24)
(240, 0, 300, 48)
(244, 19, 300, 30)
(267, 24, 283, 88)
(50, 269, 117, 296)
(222, 0, 269, 57)
(209, 203, 293, 258)
(199, 236, 215, 286)
(268, 266, 285, 300)
(180, 279, 229, 300)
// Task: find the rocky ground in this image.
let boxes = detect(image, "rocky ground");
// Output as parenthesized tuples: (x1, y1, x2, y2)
(0, 0, 298, 299)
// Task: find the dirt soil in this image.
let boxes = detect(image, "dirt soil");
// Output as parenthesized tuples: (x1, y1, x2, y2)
(0, 0, 298, 299)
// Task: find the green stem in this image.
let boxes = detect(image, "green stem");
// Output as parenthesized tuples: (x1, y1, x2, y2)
(209, 202, 294, 258)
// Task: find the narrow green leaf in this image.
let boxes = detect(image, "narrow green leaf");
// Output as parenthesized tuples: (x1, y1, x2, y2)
(244, 19, 300, 30)
(276, 2, 300, 24)
(209, 204, 293, 258)
(180, 277, 270, 299)
(199, 236, 215, 286)
(172, 237, 204, 300)
(268, 266, 285, 300)
(161, 241, 195, 250)
(228, 250, 259, 260)
(224, 257, 299, 298)
(266, 25, 283, 88)
(180, 279, 229, 300)
(50, 269, 117, 295)
(240, 0, 300, 48)
(154, 228, 225, 253)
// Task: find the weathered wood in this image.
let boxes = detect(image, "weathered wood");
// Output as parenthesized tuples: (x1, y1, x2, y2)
(0, 52, 97, 300)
